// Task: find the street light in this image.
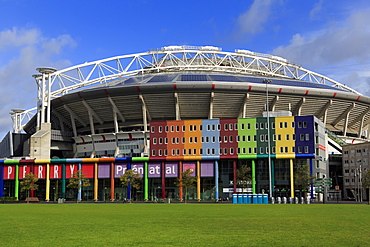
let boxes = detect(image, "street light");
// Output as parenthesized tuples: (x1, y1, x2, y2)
(263, 79, 272, 199)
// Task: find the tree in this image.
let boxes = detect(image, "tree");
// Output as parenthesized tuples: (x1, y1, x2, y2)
(175, 169, 197, 203)
(120, 169, 142, 203)
(236, 165, 252, 194)
(20, 172, 38, 202)
(294, 164, 315, 197)
(362, 169, 370, 205)
(67, 170, 91, 203)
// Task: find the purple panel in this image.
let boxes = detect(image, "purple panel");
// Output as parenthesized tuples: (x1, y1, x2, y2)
(148, 163, 161, 178)
(131, 163, 144, 178)
(114, 163, 127, 178)
(201, 161, 214, 177)
(165, 162, 178, 178)
(98, 163, 110, 178)
(183, 162, 196, 177)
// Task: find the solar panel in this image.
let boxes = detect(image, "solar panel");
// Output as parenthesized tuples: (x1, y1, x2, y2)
(208, 74, 242, 82)
(147, 74, 177, 83)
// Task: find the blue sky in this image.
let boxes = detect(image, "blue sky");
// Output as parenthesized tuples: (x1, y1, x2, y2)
(1, 0, 370, 138)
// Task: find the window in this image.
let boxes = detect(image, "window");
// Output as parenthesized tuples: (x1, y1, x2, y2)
(255, 123, 259, 129)
(200, 125, 203, 131)
(201, 137, 204, 143)
(211, 148, 215, 155)
(305, 134, 310, 141)
(224, 148, 228, 155)
(242, 135, 246, 142)
(206, 136, 209, 143)
(234, 123, 238, 130)
(304, 146, 308, 153)
(212, 136, 215, 143)
(159, 126, 163, 133)
(254, 135, 257, 142)
(207, 125, 211, 131)
(277, 135, 281, 141)
(272, 122, 275, 129)
(153, 138, 157, 144)
(217, 124, 221, 130)
(292, 122, 295, 128)
(286, 134, 290, 141)
(247, 135, 251, 142)
(224, 136, 228, 143)
(229, 136, 233, 142)
(194, 137, 198, 143)
(298, 146, 302, 153)
(171, 137, 175, 144)
(248, 147, 252, 154)
(193, 149, 197, 155)
(176, 149, 180, 156)
(260, 122, 264, 129)
(165, 126, 169, 132)
(151, 126, 155, 133)
(224, 124, 228, 131)
(194, 125, 197, 131)
(292, 134, 296, 141)
(229, 124, 233, 130)
(182, 137, 185, 144)
(176, 126, 180, 132)
(273, 134, 276, 141)
(159, 138, 163, 144)
(212, 125, 215, 131)
(300, 134, 304, 141)
(272, 146, 276, 154)
(183, 149, 186, 155)
(247, 123, 251, 129)
(285, 147, 288, 153)
(164, 149, 168, 156)
(189, 137, 193, 143)
(280, 147, 284, 153)
(303, 121, 307, 128)
(242, 148, 246, 154)
(279, 122, 283, 129)
(292, 147, 295, 153)
(298, 122, 302, 128)
(152, 149, 156, 156)
(260, 135, 265, 142)
(182, 125, 186, 132)
(230, 148, 234, 155)
(237, 136, 240, 142)
(241, 123, 245, 130)
(284, 122, 288, 128)
(165, 138, 168, 144)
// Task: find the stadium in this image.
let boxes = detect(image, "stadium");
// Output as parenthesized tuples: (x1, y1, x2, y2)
(0, 45, 369, 202)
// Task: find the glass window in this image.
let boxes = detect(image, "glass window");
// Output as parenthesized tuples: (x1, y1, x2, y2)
(151, 126, 155, 133)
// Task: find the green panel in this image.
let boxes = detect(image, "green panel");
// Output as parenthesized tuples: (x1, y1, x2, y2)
(4, 160, 20, 164)
(51, 159, 67, 163)
(144, 162, 148, 200)
(252, 160, 256, 194)
(237, 118, 257, 158)
(132, 157, 150, 162)
(238, 154, 257, 159)
(15, 165, 19, 200)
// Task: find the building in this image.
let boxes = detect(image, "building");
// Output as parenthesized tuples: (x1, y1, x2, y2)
(1, 45, 369, 201)
(342, 142, 370, 201)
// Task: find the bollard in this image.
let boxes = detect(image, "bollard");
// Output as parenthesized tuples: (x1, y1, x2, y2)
(283, 197, 287, 204)
(271, 197, 275, 204)
(277, 197, 281, 204)
(289, 197, 292, 204)
(306, 196, 310, 204)
(232, 194, 238, 204)
(295, 197, 298, 204)
(300, 197, 304, 204)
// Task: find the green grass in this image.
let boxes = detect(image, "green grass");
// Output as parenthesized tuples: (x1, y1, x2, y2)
(0, 203, 369, 246)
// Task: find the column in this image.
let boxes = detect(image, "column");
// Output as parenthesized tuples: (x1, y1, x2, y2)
(62, 164, 66, 199)
(233, 160, 237, 194)
(252, 160, 256, 194)
(77, 163, 82, 201)
(127, 162, 131, 200)
(215, 160, 219, 200)
(271, 159, 275, 197)
(161, 161, 165, 199)
(290, 159, 294, 198)
(15, 165, 19, 200)
(179, 161, 183, 200)
(94, 162, 98, 201)
(197, 161, 200, 200)
(144, 162, 148, 200)
(110, 162, 114, 201)
(0, 164, 4, 197)
(310, 159, 314, 199)
(45, 163, 50, 201)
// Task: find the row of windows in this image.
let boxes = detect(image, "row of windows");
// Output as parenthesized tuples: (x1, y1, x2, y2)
(151, 121, 309, 133)
(152, 133, 310, 145)
(344, 148, 369, 154)
(151, 145, 311, 156)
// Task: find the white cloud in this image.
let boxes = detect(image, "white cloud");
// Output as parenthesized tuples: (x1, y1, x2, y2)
(0, 27, 76, 139)
(272, 9, 370, 95)
(235, 0, 274, 37)
(309, 0, 324, 20)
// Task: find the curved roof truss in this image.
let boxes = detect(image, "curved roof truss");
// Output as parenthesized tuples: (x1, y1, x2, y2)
(48, 45, 360, 98)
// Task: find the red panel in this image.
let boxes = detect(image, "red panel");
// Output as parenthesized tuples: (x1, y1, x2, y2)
(4, 165, 15, 179)
(66, 164, 79, 178)
(35, 164, 46, 179)
(19, 165, 32, 179)
(50, 164, 62, 179)
(82, 164, 94, 178)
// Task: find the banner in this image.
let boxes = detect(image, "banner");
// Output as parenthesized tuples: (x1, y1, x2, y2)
(66, 164, 79, 178)
(183, 162, 196, 177)
(82, 164, 94, 178)
(98, 163, 110, 178)
(35, 165, 46, 179)
(19, 165, 31, 179)
(4, 165, 15, 179)
(201, 161, 214, 177)
(50, 164, 62, 179)
(131, 163, 144, 178)
(165, 162, 178, 178)
(148, 163, 161, 178)
(114, 163, 127, 178)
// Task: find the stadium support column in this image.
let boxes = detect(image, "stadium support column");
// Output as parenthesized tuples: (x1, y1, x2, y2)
(161, 161, 165, 199)
(215, 160, 219, 200)
(263, 78, 273, 199)
(139, 94, 150, 155)
(45, 163, 50, 201)
(208, 92, 214, 119)
(197, 161, 200, 200)
(78, 163, 82, 201)
(233, 160, 237, 194)
(290, 159, 294, 198)
(179, 161, 183, 200)
(252, 160, 256, 194)
(110, 162, 114, 201)
(62, 164, 66, 199)
(144, 162, 148, 201)
(15, 165, 19, 200)
(94, 162, 98, 201)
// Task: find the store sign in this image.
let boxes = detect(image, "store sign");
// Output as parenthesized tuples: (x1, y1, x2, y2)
(148, 163, 161, 178)
(66, 164, 78, 178)
(183, 162, 196, 177)
(4, 165, 15, 179)
(165, 162, 178, 177)
(19, 165, 31, 179)
(114, 163, 127, 178)
(201, 162, 214, 177)
(98, 163, 110, 178)
(131, 163, 144, 178)
(35, 165, 46, 179)
(50, 164, 62, 179)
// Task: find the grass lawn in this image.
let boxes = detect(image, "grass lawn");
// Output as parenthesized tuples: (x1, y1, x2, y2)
(0, 203, 369, 246)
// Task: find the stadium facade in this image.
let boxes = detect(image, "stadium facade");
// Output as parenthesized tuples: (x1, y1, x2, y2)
(0, 45, 369, 201)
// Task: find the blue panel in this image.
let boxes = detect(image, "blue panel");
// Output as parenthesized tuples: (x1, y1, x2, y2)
(147, 74, 177, 83)
(181, 74, 209, 81)
(209, 74, 242, 82)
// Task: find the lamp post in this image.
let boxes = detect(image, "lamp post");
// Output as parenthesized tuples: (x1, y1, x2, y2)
(263, 79, 272, 199)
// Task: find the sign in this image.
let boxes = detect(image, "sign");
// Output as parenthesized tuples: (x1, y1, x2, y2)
(200, 161, 214, 177)
(131, 163, 144, 178)
(165, 162, 178, 178)
(335, 185, 340, 191)
(148, 163, 161, 178)
(98, 163, 110, 178)
(183, 162, 196, 177)
(318, 144, 326, 151)
(50, 164, 62, 179)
